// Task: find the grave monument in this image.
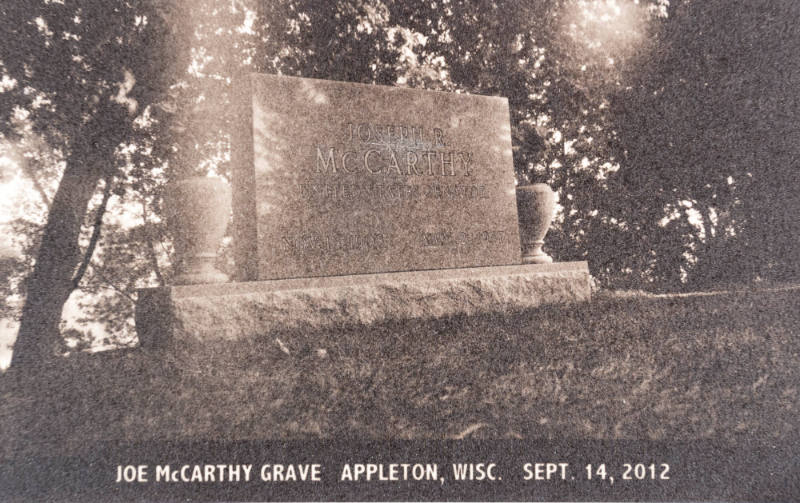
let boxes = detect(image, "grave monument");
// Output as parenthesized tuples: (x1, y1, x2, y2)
(135, 74, 590, 348)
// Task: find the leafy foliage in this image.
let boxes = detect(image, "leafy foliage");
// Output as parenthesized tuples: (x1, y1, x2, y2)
(0, 0, 188, 367)
(608, 0, 800, 288)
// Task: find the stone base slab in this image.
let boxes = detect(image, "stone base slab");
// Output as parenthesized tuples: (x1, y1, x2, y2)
(135, 262, 590, 347)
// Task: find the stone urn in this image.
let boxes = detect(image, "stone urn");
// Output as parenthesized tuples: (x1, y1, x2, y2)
(516, 183, 556, 264)
(164, 176, 232, 285)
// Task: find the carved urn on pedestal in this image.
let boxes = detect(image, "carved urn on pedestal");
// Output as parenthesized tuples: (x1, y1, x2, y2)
(164, 176, 231, 285)
(516, 183, 556, 264)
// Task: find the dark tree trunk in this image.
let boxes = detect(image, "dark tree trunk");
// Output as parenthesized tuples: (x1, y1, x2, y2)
(9, 159, 103, 374)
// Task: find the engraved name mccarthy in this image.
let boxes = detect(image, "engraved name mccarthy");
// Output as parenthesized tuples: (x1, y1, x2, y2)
(313, 122, 475, 177)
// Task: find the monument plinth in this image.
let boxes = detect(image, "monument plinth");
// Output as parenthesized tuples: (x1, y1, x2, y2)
(136, 74, 590, 349)
(136, 262, 590, 348)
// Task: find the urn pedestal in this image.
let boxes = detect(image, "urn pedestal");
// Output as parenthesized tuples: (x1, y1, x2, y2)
(164, 177, 231, 285)
(516, 183, 556, 264)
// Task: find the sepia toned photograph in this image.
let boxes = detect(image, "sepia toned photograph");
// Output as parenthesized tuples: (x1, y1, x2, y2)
(0, 0, 798, 501)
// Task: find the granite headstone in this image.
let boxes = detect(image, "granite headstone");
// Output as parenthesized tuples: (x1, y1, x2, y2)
(232, 73, 522, 281)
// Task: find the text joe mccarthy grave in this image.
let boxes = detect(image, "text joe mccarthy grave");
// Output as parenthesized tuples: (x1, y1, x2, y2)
(135, 74, 591, 348)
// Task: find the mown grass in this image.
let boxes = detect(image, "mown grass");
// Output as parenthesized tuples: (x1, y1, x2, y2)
(1, 288, 798, 458)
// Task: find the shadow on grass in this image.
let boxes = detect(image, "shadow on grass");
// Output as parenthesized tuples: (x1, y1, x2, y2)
(1, 289, 798, 458)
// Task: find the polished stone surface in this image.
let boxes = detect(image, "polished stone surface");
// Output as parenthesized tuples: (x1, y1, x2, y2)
(232, 73, 521, 281)
(136, 262, 590, 348)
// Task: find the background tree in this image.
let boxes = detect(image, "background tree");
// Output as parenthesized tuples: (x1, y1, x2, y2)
(0, 0, 189, 372)
(609, 0, 800, 289)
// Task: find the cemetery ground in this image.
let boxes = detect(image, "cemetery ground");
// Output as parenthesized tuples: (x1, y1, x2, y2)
(1, 286, 799, 458)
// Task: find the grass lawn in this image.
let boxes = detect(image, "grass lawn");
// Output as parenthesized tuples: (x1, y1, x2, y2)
(1, 287, 798, 457)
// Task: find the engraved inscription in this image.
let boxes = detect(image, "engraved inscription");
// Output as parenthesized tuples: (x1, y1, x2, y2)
(422, 230, 508, 248)
(346, 123, 446, 147)
(313, 122, 475, 178)
(281, 232, 388, 254)
(314, 146, 473, 177)
(299, 182, 490, 201)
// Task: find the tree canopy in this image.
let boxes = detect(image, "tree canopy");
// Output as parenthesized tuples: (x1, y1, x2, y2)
(0, 0, 187, 369)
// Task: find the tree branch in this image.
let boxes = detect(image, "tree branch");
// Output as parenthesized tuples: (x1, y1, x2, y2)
(71, 176, 113, 290)
(141, 197, 165, 287)
(90, 268, 136, 304)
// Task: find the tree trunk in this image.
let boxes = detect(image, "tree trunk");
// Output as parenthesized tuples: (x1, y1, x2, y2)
(8, 160, 103, 374)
